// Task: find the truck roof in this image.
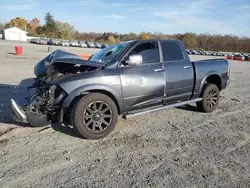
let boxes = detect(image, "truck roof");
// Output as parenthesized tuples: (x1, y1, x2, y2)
(132, 39, 182, 43)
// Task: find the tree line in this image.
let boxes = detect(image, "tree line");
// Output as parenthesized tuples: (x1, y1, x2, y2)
(1, 12, 250, 53)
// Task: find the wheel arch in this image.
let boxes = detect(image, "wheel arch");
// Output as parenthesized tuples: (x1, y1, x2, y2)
(198, 72, 222, 96)
(206, 74, 222, 90)
(62, 84, 124, 115)
(82, 89, 121, 114)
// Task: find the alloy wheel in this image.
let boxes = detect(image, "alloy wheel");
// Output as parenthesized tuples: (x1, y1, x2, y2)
(83, 101, 112, 132)
(206, 88, 218, 108)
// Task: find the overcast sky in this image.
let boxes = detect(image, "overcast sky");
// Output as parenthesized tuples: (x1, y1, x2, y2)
(0, 0, 249, 37)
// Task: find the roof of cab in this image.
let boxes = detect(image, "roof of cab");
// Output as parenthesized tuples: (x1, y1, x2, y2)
(131, 39, 182, 43)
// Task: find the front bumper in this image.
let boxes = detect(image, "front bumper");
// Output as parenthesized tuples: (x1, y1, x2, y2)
(11, 99, 51, 126)
(11, 99, 27, 123)
(222, 79, 230, 90)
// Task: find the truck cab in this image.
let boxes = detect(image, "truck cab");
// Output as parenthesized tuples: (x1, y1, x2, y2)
(118, 40, 195, 110)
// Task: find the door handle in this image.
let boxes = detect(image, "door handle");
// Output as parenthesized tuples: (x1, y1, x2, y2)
(184, 66, 191, 69)
(153, 69, 164, 72)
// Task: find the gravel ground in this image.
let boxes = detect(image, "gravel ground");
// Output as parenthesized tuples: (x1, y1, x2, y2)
(0, 40, 250, 188)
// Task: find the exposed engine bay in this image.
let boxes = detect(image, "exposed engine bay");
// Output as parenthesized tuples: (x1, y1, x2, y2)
(23, 81, 65, 125)
(11, 74, 70, 127)
(45, 62, 99, 81)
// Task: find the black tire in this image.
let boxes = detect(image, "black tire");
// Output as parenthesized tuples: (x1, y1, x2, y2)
(196, 83, 220, 113)
(71, 93, 118, 139)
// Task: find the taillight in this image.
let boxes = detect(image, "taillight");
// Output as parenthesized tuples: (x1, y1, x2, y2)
(228, 66, 231, 77)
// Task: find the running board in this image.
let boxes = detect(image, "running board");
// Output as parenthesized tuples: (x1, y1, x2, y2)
(123, 98, 202, 119)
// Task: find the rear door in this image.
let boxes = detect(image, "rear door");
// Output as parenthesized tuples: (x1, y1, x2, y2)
(161, 41, 194, 102)
(119, 41, 165, 110)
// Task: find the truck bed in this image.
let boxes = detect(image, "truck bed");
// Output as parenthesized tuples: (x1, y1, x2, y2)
(192, 58, 229, 98)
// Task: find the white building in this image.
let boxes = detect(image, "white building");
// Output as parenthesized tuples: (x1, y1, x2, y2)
(3, 27, 27, 41)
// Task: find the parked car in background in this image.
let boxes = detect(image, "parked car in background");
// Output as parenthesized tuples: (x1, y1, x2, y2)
(40, 39, 48, 45)
(101, 43, 109, 48)
(195, 50, 200, 55)
(190, 50, 199, 55)
(30, 38, 37, 43)
(59, 40, 70, 47)
(95, 43, 102, 48)
(189, 50, 195, 54)
(220, 52, 225, 56)
(92, 42, 98, 48)
(233, 54, 245, 61)
(204, 51, 211, 56)
(69, 41, 80, 47)
(244, 55, 250, 61)
(210, 51, 217, 56)
(243, 53, 250, 58)
(79, 41, 87, 48)
(35, 39, 41, 44)
(48, 38, 60, 45)
(201, 51, 206, 55)
(86, 42, 96, 48)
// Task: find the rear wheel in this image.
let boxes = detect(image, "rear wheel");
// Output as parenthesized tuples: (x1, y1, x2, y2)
(71, 93, 118, 139)
(196, 83, 220, 113)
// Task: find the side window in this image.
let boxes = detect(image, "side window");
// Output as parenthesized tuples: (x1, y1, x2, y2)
(161, 42, 184, 61)
(128, 42, 160, 64)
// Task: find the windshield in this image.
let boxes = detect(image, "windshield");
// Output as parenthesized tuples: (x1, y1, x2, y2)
(89, 41, 132, 64)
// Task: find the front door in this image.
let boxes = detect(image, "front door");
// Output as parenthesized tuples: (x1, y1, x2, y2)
(119, 41, 165, 110)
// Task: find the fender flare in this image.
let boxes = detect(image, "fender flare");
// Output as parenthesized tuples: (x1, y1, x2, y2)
(197, 71, 221, 96)
(62, 84, 124, 114)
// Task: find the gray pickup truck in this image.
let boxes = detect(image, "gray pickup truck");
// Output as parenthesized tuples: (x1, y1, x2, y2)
(11, 39, 230, 139)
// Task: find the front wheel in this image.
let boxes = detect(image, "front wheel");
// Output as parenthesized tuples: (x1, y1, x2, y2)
(71, 93, 118, 139)
(196, 83, 220, 113)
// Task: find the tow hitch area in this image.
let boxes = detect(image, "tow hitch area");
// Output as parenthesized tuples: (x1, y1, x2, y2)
(11, 99, 27, 123)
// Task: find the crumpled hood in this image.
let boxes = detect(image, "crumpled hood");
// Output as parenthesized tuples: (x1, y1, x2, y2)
(34, 49, 105, 78)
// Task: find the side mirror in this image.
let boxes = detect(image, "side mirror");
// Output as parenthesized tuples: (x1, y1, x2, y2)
(126, 54, 143, 66)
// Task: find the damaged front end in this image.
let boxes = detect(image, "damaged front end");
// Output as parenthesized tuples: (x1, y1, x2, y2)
(11, 81, 67, 127)
(11, 49, 104, 127)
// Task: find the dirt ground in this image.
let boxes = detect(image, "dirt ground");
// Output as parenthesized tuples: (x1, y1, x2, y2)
(0, 40, 250, 188)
